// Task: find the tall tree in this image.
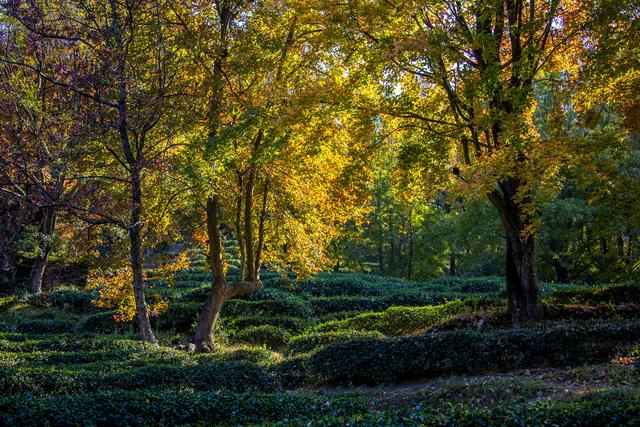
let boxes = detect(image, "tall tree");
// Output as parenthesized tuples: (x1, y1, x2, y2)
(2, 0, 186, 342)
(335, 0, 585, 324)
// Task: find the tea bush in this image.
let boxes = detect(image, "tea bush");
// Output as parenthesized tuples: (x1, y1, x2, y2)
(304, 320, 640, 385)
(314, 300, 466, 336)
(232, 325, 291, 349)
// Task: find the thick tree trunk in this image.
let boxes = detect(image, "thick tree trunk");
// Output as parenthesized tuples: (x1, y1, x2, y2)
(27, 207, 56, 294)
(195, 194, 226, 352)
(489, 183, 542, 326)
(129, 166, 157, 344)
(504, 233, 542, 325)
(193, 279, 226, 352)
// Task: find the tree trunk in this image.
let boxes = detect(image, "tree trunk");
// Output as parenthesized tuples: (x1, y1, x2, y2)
(193, 279, 226, 352)
(27, 207, 57, 294)
(129, 166, 157, 344)
(407, 207, 414, 280)
(194, 194, 229, 352)
(489, 184, 542, 326)
(551, 259, 568, 283)
(449, 253, 456, 277)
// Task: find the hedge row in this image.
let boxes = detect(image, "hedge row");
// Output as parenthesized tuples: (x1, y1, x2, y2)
(314, 300, 466, 336)
(0, 387, 637, 426)
(0, 361, 277, 395)
(546, 282, 640, 305)
(275, 389, 640, 426)
(0, 390, 367, 426)
(301, 320, 640, 385)
(0, 333, 142, 352)
(287, 330, 385, 355)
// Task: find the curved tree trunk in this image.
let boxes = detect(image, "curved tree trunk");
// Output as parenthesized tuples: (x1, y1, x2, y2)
(28, 207, 56, 294)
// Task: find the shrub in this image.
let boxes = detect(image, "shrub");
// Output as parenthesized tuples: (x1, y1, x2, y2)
(0, 317, 78, 334)
(546, 282, 640, 305)
(157, 302, 201, 332)
(0, 389, 367, 426)
(228, 316, 307, 334)
(303, 320, 640, 385)
(232, 325, 291, 349)
(314, 300, 466, 336)
(46, 289, 98, 313)
(287, 330, 385, 355)
(81, 312, 119, 333)
(298, 274, 383, 297)
(222, 297, 311, 318)
(277, 389, 640, 426)
(0, 361, 278, 395)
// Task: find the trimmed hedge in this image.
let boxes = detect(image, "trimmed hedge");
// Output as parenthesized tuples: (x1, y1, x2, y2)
(287, 330, 385, 355)
(275, 389, 640, 426)
(228, 316, 307, 334)
(314, 300, 466, 336)
(233, 325, 291, 349)
(304, 320, 640, 385)
(0, 387, 637, 426)
(299, 274, 383, 297)
(0, 389, 367, 426)
(546, 282, 640, 305)
(0, 360, 277, 395)
(46, 289, 98, 313)
(223, 297, 311, 318)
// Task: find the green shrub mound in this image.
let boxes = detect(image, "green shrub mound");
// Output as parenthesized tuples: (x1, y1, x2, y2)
(546, 282, 640, 305)
(287, 330, 385, 355)
(0, 361, 277, 395)
(46, 289, 99, 313)
(299, 274, 384, 297)
(304, 320, 640, 385)
(275, 389, 640, 426)
(232, 325, 291, 349)
(157, 301, 201, 332)
(228, 315, 307, 334)
(314, 300, 466, 336)
(223, 297, 311, 318)
(0, 317, 79, 334)
(0, 390, 367, 427)
(0, 333, 142, 353)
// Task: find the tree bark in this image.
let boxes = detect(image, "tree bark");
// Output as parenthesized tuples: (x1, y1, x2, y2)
(449, 253, 456, 277)
(194, 194, 262, 352)
(27, 207, 57, 294)
(129, 166, 157, 344)
(489, 183, 542, 326)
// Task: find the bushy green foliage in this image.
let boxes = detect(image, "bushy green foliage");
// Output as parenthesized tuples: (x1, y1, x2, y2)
(233, 325, 291, 349)
(228, 316, 307, 334)
(314, 300, 466, 336)
(303, 320, 640, 385)
(81, 312, 119, 333)
(157, 301, 201, 332)
(287, 330, 385, 355)
(45, 289, 99, 313)
(275, 389, 640, 426)
(546, 282, 640, 305)
(223, 297, 311, 318)
(0, 361, 277, 395)
(0, 390, 367, 426)
(299, 274, 384, 297)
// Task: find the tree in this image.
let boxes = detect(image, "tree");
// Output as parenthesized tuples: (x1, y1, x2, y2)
(2, 0, 187, 342)
(174, 0, 371, 351)
(334, 0, 586, 324)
